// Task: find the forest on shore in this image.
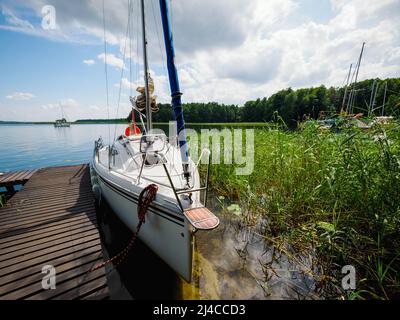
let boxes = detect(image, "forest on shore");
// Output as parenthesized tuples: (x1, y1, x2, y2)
(145, 77, 400, 127)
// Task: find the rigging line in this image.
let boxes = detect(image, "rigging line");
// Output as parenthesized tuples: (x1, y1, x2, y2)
(129, 0, 133, 97)
(113, 0, 133, 141)
(150, 0, 169, 94)
(102, 0, 111, 145)
(136, 0, 140, 88)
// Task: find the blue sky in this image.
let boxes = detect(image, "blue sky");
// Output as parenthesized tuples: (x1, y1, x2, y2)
(0, 0, 399, 121)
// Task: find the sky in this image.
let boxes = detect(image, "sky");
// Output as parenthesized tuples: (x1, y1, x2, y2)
(0, 0, 399, 121)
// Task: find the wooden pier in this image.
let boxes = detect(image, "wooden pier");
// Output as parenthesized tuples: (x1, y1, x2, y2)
(0, 164, 109, 300)
(0, 169, 38, 195)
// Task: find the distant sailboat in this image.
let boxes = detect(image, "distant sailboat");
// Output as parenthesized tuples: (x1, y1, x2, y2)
(91, 0, 219, 282)
(54, 104, 70, 127)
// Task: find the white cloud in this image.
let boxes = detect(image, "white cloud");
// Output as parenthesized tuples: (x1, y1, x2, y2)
(115, 78, 135, 90)
(6, 92, 35, 101)
(168, 0, 400, 104)
(1, 6, 33, 30)
(41, 98, 79, 110)
(89, 105, 100, 111)
(97, 53, 124, 69)
(1, 0, 399, 109)
(83, 59, 95, 66)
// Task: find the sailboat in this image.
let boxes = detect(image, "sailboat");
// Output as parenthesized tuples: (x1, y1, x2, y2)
(54, 104, 70, 127)
(90, 0, 219, 282)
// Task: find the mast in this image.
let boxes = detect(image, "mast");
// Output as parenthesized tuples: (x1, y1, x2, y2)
(341, 63, 352, 112)
(371, 81, 379, 115)
(349, 42, 365, 114)
(159, 0, 190, 180)
(140, 0, 152, 131)
(382, 81, 388, 116)
(369, 79, 376, 112)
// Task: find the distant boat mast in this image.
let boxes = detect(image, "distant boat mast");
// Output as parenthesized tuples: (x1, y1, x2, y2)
(341, 63, 352, 112)
(347, 42, 365, 114)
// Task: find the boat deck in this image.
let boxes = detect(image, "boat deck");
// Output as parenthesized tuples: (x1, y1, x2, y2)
(0, 164, 109, 300)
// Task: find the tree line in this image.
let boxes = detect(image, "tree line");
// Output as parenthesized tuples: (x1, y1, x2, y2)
(128, 77, 400, 127)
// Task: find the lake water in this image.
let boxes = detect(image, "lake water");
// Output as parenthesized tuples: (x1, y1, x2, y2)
(0, 124, 132, 173)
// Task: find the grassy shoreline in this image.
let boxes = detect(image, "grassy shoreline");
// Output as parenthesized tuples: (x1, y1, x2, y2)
(203, 121, 400, 299)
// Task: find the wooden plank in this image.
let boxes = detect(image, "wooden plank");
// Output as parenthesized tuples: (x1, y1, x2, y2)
(0, 229, 100, 262)
(0, 200, 95, 224)
(0, 201, 95, 225)
(8, 171, 24, 182)
(0, 244, 102, 287)
(1, 189, 93, 208)
(25, 169, 38, 180)
(0, 238, 100, 279)
(2, 187, 92, 203)
(1, 223, 98, 255)
(0, 169, 38, 185)
(0, 233, 101, 269)
(51, 272, 108, 300)
(0, 164, 109, 300)
(1, 172, 20, 183)
(0, 216, 97, 246)
(0, 252, 103, 299)
(0, 212, 97, 241)
(0, 207, 96, 233)
(27, 268, 107, 300)
(0, 220, 98, 250)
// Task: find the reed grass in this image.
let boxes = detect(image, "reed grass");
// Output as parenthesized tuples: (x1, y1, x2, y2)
(0, 194, 6, 207)
(203, 120, 400, 299)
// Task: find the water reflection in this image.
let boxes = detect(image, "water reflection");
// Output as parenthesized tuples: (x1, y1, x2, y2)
(98, 196, 320, 300)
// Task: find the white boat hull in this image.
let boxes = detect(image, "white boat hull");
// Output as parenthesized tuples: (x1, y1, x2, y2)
(91, 137, 197, 282)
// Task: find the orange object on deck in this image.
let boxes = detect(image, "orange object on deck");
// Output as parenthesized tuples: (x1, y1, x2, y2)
(125, 124, 141, 136)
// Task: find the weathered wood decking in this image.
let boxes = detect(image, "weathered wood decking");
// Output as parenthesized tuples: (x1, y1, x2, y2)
(0, 164, 109, 300)
(0, 169, 38, 194)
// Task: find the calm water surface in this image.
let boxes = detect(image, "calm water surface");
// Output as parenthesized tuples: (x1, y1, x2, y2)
(0, 124, 130, 172)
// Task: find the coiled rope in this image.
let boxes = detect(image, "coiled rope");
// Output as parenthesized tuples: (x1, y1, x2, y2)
(89, 183, 159, 272)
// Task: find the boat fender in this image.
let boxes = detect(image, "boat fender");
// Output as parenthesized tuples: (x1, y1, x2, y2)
(92, 183, 101, 201)
(91, 175, 98, 186)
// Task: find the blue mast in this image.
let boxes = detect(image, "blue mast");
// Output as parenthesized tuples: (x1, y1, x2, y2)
(159, 0, 190, 179)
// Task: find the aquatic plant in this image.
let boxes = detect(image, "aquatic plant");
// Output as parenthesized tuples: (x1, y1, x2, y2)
(203, 120, 400, 299)
(0, 194, 6, 207)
